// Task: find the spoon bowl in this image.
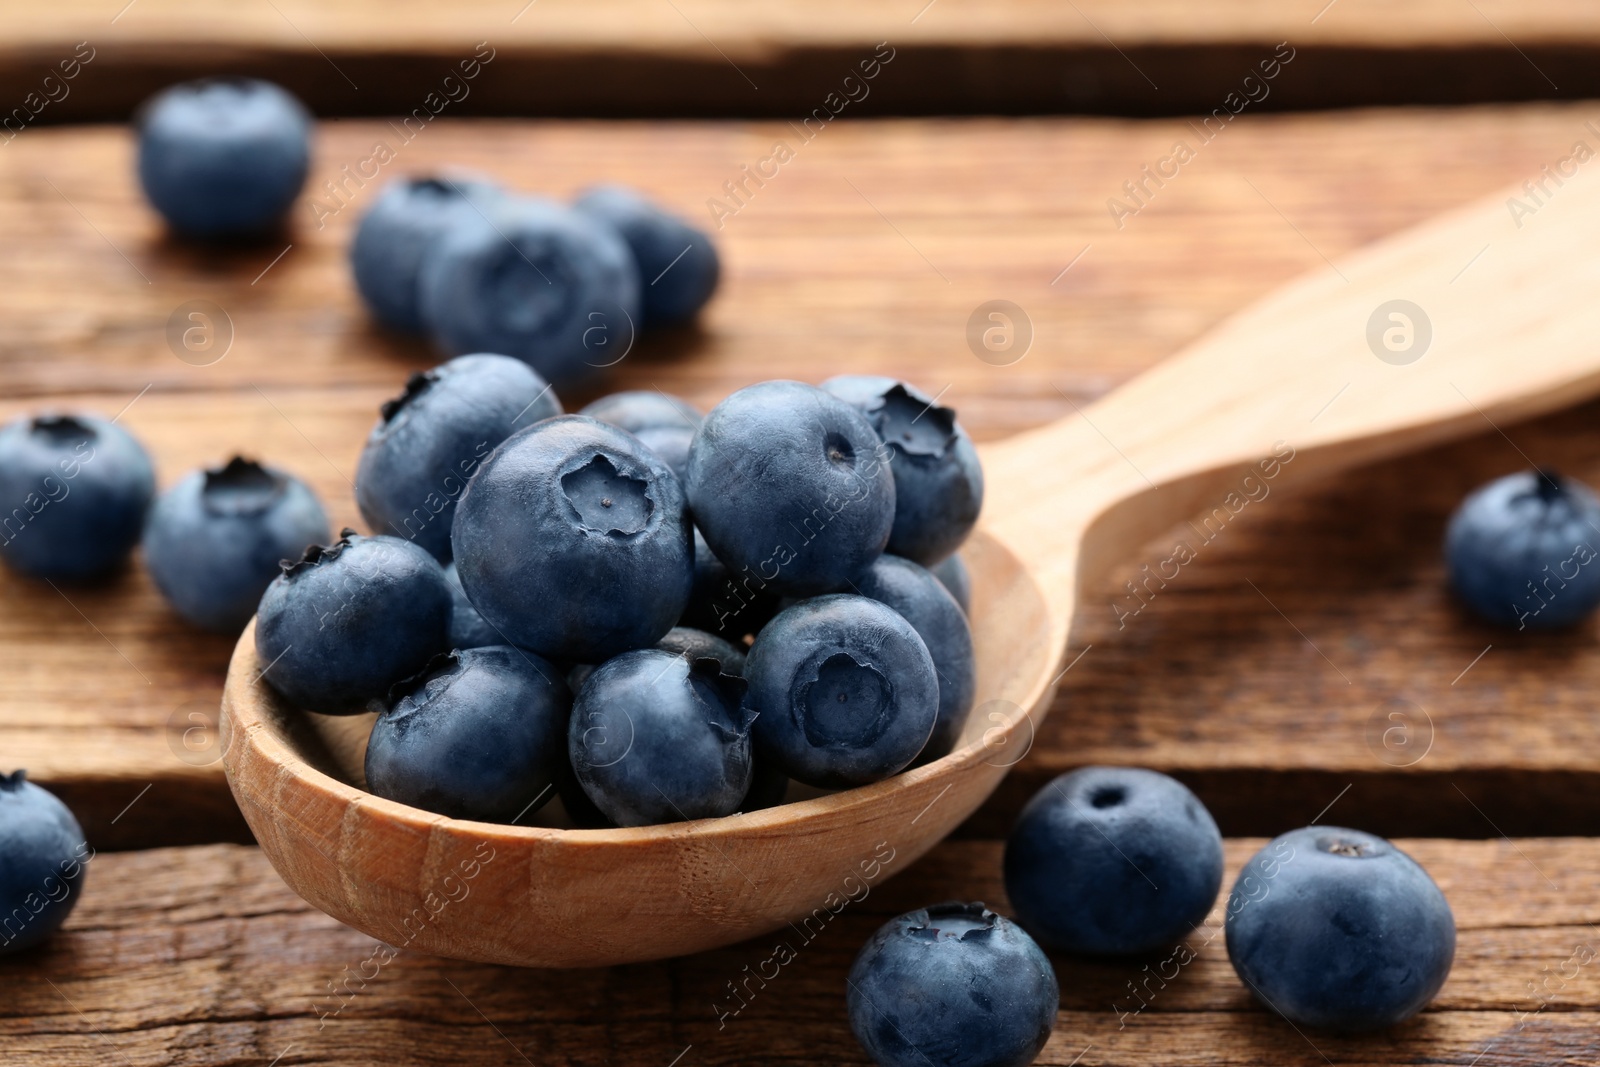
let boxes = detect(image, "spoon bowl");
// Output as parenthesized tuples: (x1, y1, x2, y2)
(223, 162, 1600, 966)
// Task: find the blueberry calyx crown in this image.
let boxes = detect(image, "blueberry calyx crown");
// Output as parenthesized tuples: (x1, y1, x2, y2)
(0, 769, 26, 791)
(379, 371, 440, 424)
(906, 901, 1001, 942)
(1088, 783, 1128, 809)
(203, 456, 285, 517)
(1315, 832, 1385, 858)
(385, 649, 463, 708)
(280, 527, 360, 577)
(1534, 469, 1566, 503)
(30, 414, 97, 446)
(686, 656, 754, 732)
(873, 384, 958, 460)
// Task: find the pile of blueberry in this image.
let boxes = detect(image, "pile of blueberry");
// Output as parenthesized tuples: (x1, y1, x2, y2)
(253, 355, 984, 828)
(851, 767, 1457, 1066)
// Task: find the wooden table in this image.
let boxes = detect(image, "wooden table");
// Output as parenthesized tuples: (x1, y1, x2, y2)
(4, 84, 1600, 1067)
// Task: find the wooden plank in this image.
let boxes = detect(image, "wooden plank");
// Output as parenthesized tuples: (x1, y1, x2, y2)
(2, 1, 1600, 119)
(8, 108, 1600, 845)
(3, 839, 1597, 1065)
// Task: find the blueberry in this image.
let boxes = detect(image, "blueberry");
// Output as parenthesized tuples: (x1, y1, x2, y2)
(356, 354, 560, 562)
(847, 902, 1057, 1067)
(853, 555, 974, 761)
(573, 184, 720, 327)
(656, 626, 747, 676)
(365, 647, 569, 823)
(351, 174, 504, 333)
(135, 78, 310, 239)
(1446, 470, 1600, 629)
(930, 552, 971, 615)
(687, 381, 895, 596)
(0, 413, 155, 582)
(1226, 826, 1455, 1031)
(254, 530, 452, 713)
(144, 457, 329, 633)
(679, 527, 782, 641)
(452, 415, 692, 661)
(580, 390, 702, 483)
(1003, 767, 1223, 956)
(746, 594, 937, 788)
(741, 757, 789, 812)
(823, 376, 984, 565)
(418, 197, 640, 383)
(442, 562, 499, 650)
(569, 649, 753, 826)
(0, 771, 89, 956)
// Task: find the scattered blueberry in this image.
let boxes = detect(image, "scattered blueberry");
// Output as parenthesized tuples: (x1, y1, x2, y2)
(1226, 825, 1455, 1031)
(356, 353, 560, 562)
(930, 552, 971, 615)
(569, 649, 753, 826)
(579, 390, 703, 435)
(1446, 469, 1600, 629)
(686, 381, 895, 596)
(351, 174, 504, 333)
(0, 771, 89, 956)
(1004, 767, 1223, 956)
(823, 376, 983, 565)
(573, 184, 720, 327)
(657, 626, 747, 676)
(365, 647, 569, 823)
(442, 562, 499, 650)
(136, 77, 310, 239)
(451, 415, 692, 661)
(847, 902, 1058, 1067)
(254, 529, 452, 713)
(679, 527, 783, 640)
(418, 197, 640, 383)
(0, 413, 155, 582)
(854, 555, 974, 761)
(745, 594, 937, 788)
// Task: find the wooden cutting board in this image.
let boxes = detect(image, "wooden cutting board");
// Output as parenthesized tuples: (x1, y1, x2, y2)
(7, 105, 1600, 847)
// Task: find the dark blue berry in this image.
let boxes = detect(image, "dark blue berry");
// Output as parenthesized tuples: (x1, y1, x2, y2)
(1446, 470, 1600, 629)
(679, 527, 782, 641)
(824, 376, 983, 565)
(686, 380, 895, 597)
(0, 771, 89, 956)
(442, 562, 499, 650)
(745, 594, 936, 788)
(451, 415, 692, 661)
(847, 902, 1058, 1067)
(573, 184, 720, 327)
(351, 174, 504, 333)
(254, 530, 452, 713)
(1226, 826, 1455, 1031)
(356, 354, 560, 562)
(853, 554, 974, 761)
(0, 413, 154, 582)
(930, 552, 971, 614)
(144, 456, 329, 633)
(569, 649, 753, 826)
(418, 197, 640, 383)
(136, 78, 310, 239)
(365, 647, 569, 823)
(579, 390, 703, 435)
(656, 626, 746, 676)
(1004, 767, 1223, 955)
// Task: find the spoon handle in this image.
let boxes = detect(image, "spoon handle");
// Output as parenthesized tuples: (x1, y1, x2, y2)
(982, 167, 1600, 626)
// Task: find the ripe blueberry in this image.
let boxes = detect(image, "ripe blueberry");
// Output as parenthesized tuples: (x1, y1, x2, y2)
(1004, 766, 1223, 955)
(745, 594, 937, 788)
(847, 902, 1058, 1067)
(930, 552, 971, 615)
(451, 415, 692, 661)
(686, 381, 895, 596)
(1226, 826, 1455, 1031)
(0, 413, 154, 582)
(136, 78, 310, 239)
(569, 649, 753, 826)
(351, 174, 504, 333)
(0, 771, 89, 956)
(356, 353, 561, 562)
(572, 184, 720, 327)
(442, 562, 499, 650)
(823, 375, 983, 565)
(580, 389, 703, 485)
(365, 648, 569, 823)
(657, 626, 747, 676)
(418, 197, 640, 383)
(255, 530, 452, 714)
(144, 456, 329, 633)
(1446, 469, 1600, 629)
(679, 527, 782, 641)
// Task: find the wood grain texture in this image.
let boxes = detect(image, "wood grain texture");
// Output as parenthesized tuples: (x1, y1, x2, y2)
(3, 839, 1599, 1064)
(4, 1, 1600, 118)
(9, 108, 1600, 846)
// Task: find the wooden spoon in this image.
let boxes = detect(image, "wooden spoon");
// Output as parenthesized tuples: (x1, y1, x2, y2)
(222, 168, 1600, 967)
